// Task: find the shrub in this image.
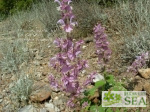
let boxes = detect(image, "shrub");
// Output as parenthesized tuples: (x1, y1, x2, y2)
(10, 73, 33, 105)
(109, 0, 150, 37)
(32, 0, 60, 33)
(0, 0, 64, 39)
(119, 31, 150, 65)
(0, 0, 37, 15)
(0, 39, 31, 74)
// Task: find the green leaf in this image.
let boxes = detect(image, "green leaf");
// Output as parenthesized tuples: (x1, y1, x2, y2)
(112, 83, 127, 91)
(80, 97, 90, 104)
(106, 108, 113, 112)
(88, 87, 97, 96)
(105, 75, 115, 85)
(116, 108, 120, 112)
(95, 80, 106, 88)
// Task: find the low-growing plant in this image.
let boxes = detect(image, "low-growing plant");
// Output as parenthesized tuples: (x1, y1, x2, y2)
(1, 0, 61, 39)
(81, 73, 126, 112)
(10, 73, 33, 105)
(0, 40, 31, 74)
(110, 0, 150, 37)
(32, 0, 60, 33)
(119, 31, 150, 65)
(0, 0, 37, 15)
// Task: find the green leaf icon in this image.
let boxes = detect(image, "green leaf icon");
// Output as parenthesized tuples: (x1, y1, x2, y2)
(115, 94, 121, 101)
(104, 91, 114, 101)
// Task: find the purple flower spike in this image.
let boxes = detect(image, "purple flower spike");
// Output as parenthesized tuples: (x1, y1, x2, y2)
(49, 38, 96, 108)
(54, 0, 77, 33)
(93, 24, 111, 64)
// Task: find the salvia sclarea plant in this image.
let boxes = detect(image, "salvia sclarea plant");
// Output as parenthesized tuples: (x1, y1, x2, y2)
(127, 52, 149, 74)
(93, 24, 112, 70)
(49, 38, 96, 107)
(49, 0, 96, 108)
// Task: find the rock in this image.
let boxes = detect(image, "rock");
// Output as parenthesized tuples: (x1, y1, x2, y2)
(135, 75, 142, 80)
(143, 82, 150, 94)
(19, 105, 38, 112)
(93, 74, 105, 83)
(30, 82, 51, 102)
(82, 45, 87, 49)
(45, 102, 60, 112)
(39, 108, 47, 112)
(134, 82, 143, 91)
(138, 68, 150, 79)
(0, 99, 3, 103)
(53, 96, 67, 106)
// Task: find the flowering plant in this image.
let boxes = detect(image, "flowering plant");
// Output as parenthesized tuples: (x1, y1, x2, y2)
(49, 38, 96, 107)
(93, 24, 111, 70)
(127, 52, 149, 73)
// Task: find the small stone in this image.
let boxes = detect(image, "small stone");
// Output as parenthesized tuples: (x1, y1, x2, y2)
(135, 75, 142, 80)
(0, 99, 3, 103)
(138, 68, 150, 79)
(53, 97, 64, 106)
(39, 108, 47, 112)
(143, 82, 150, 94)
(81, 70, 86, 77)
(45, 103, 60, 112)
(54, 96, 59, 100)
(30, 82, 51, 102)
(54, 106, 60, 112)
(134, 82, 143, 91)
(82, 45, 87, 49)
(93, 74, 105, 83)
